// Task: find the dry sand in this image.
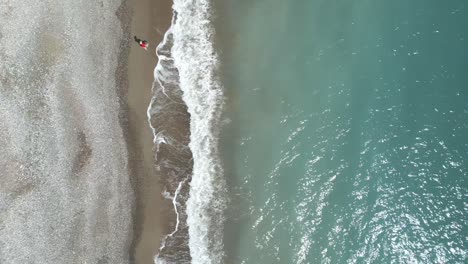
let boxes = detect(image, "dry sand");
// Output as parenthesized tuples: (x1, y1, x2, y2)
(124, 0, 173, 263)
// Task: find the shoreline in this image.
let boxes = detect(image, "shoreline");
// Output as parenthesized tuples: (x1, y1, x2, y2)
(116, 0, 174, 263)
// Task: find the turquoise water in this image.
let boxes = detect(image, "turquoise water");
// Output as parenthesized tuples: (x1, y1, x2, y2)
(219, 0, 467, 263)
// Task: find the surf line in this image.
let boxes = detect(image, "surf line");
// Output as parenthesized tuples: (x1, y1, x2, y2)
(156, 171, 190, 259)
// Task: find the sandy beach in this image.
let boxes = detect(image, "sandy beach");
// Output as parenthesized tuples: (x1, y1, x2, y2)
(123, 0, 173, 263)
(0, 0, 174, 262)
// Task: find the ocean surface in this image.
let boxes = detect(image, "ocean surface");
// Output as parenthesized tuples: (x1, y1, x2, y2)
(217, 0, 468, 263)
(155, 0, 467, 263)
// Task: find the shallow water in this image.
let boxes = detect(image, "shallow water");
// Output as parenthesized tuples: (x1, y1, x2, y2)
(150, 0, 226, 263)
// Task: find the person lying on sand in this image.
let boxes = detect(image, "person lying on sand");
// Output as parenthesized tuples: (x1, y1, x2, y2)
(134, 36, 149, 50)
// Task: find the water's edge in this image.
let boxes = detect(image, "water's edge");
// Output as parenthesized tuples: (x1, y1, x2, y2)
(149, 0, 227, 263)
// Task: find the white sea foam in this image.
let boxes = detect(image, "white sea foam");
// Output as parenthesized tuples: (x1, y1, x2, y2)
(147, 14, 176, 149)
(149, 0, 227, 263)
(172, 0, 227, 262)
(155, 175, 190, 263)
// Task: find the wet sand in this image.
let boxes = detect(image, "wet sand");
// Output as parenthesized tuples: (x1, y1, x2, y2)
(124, 0, 173, 263)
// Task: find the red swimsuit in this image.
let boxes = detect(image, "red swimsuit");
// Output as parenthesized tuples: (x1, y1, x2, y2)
(139, 41, 148, 50)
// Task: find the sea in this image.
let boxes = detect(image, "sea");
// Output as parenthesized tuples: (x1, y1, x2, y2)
(0, 0, 466, 263)
(152, 0, 467, 263)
